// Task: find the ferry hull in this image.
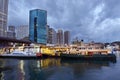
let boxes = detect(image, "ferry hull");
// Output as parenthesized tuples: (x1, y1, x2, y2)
(0, 55, 39, 59)
(60, 53, 116, 61)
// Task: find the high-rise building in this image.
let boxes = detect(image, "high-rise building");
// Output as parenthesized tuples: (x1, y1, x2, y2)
(29, 9, 47, 44)
(64, 31, 70, 45)
(7, 25, 16, 38)
(16, 25, 29, 39)
(0, 0, 9, 37)
(52, 28, 57, 44)
(57, 29, 63, 45)
(47, 27, 57, 44)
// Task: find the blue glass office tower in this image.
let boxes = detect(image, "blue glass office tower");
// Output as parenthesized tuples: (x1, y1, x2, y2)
(29, 9, 47, 44)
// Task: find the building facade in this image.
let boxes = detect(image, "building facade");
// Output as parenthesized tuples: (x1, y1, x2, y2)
(57, 29, 63, 45)
(8, 25, 15, 32)
(7, 25, 16, 38)
(46, 25, 50, 43)
(29, 9, 47, 44)
(7, 31, 16, 39)
(64, 31, 70, 45)
(16, 25, 29, 39)
(0, 0, 9, 37)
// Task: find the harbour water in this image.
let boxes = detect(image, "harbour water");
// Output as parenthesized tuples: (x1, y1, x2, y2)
(0, 53, 120, 80)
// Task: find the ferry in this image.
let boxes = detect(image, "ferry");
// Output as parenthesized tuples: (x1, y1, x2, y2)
(0, 45, 42, 59)
(60, 45, 116, 61)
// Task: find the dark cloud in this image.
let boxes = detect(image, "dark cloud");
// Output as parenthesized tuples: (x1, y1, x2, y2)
(8, 0, 120, 42)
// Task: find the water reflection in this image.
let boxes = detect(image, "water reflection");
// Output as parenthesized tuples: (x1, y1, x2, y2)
(0, 58, 118, 80)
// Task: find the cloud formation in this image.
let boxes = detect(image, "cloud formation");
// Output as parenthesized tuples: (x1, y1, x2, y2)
(8, 0, 120, 42)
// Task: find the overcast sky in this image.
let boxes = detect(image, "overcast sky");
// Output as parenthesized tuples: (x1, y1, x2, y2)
(8, 0, 120, 42)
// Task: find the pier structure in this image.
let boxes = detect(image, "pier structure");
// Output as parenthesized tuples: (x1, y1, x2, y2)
(67, 45, 111, 55)
(38, 45, 111, 56)
(0, 43, 112, 56)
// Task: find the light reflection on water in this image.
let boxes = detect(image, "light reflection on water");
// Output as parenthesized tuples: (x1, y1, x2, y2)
(0, 53, 120, 80)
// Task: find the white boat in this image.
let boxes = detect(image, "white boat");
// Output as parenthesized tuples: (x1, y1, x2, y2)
(0, 50, 37, 58)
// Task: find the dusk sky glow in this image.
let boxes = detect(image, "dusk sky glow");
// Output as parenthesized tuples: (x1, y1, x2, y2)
(8, 0, 120, 42)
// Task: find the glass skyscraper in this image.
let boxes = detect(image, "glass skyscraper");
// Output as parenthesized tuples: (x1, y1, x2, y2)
(29, 9, 47, 44)
(0, 0, 9, 37)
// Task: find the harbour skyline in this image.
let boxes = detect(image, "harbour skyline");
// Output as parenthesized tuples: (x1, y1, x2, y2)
(0, 1, 120, 80)
(8, 0, 120, 42)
